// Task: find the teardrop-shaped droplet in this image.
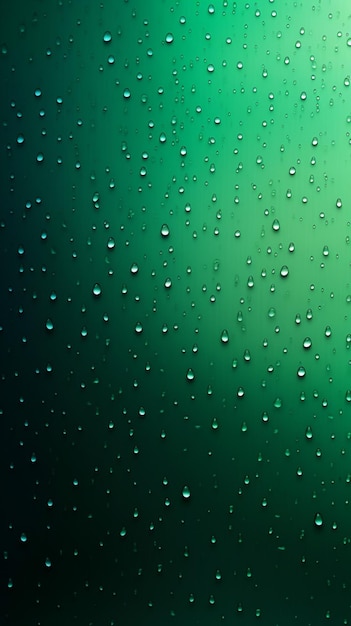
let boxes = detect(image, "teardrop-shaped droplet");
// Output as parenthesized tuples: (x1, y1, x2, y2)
(182, 485, 191, 499)
(297, 366, 306, 378)
(243, 349, 251, 362)
(303, 337, 312, 349)
(211, 417, 219, 430)
(160, 223, 170, 237)
(186, 368, 195, 381)
(305, 425, 313, 440)
(220, 329, 229, 344)
(135, 322, 143, 334)
(92, 283, 102, 297)
(314, 512, 323, 527)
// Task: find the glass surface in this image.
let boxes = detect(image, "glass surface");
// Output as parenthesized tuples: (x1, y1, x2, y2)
(1, 2, 351, 624)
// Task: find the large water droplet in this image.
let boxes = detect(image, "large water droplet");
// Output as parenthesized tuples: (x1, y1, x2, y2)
(186, 368, 195, 381)
(182, 485, 191, 499)
(220, 329, 229, 344)
(314, 512, 323, 527)
(305, 425, 313, 439)
(103, 31, 112, 43)
(297, 366, 306, 378)
(303, 337, 312, 349)
(92, 283, 102, 297)
(211, 417, 219, 430)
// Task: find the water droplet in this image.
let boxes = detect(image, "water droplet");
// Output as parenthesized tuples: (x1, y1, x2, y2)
(45, 557, 52, 568)
(297, 366, 306, 378)
(220, 329, 229, 344)
(161, 224, 170, 237)
(211, 417, 219, 430)
(92, 283, 102, 297)
(273, 397, 282, 409)
(305, 425, 313, 439)
(103, 31, 112, 43)
(303, 337, 312, 349)
(45, 319, 54, 331)
(186, 368, 195, 382)
(165, 32, 174, 44)
(325, 325, 332, 338)
(130, 262, 139, 275)
(16, 133, 25, 145)
(182, 485, 191, 499)
(20, 533, 27, 543)
(123, 88, 131, 99)
(215, 569, 222, 580)
(280, 265, 289, 278)
(243, 349, 251, 362)
(107, 237, 115, 250)
(135, 322, 143, 334)
(272, 219, 280, 231)
(314, 512, 323, 527)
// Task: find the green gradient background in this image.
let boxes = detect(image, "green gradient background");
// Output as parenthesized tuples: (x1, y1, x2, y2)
(1, 1, 351, 624)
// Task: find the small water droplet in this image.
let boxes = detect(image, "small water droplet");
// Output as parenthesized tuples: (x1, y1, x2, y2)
(303, 337, 312, 349)
(280, 265, 289, 278)
(165, 32, 174, 44)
